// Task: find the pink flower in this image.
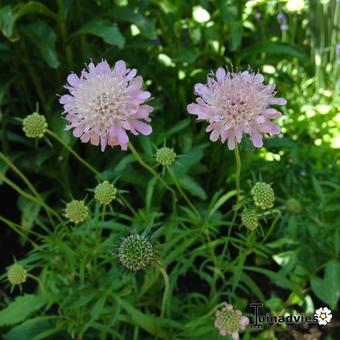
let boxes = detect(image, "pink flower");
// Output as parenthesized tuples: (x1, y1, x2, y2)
(214, 303, 249, 338)
(187, 68, 286, 150)
(59, 60, 153, 151)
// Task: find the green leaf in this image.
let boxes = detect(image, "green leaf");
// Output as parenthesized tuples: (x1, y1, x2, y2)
(118, 298, 169, 338)
(310, 260, 340, 309)
(73, 19, 125, 48)
(0, 6, 17, 40)
(239, 41, 308, 61)
(178, 175, 207, 200)
(172, 144, 208, 176)
(23, 21, 59, 68)
(109, 7, 156, 39)
(0, 294, 46, 327)
(82, 293, 108, 332)
(3, 316, 54, 340)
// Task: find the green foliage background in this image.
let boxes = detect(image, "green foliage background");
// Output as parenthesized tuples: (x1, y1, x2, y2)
(0, 0, 339, 339)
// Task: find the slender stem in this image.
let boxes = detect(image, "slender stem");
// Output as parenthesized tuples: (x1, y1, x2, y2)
(219, 144, 242, 263)
(128, 142, 177, 204)
(155, 261, 169, 320)
(261, 210, 281, 244)
(0, 152, 54, 224)
(0, 173, 62, 223)
(0, 215, 40, 245)
(117, 192, 137, 215)
(167, 167, 200, 219)
(46, 129, 101, 177)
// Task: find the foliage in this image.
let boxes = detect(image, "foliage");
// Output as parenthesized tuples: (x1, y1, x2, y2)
(0, 0, 339, 339)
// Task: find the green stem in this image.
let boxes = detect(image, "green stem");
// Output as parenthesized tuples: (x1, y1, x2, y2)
(167, 167, 200, 219)
(156, 261, 170, 320)
(0, 152, 55, 224)
(0, 173, 62, 223)
(261, 210, 281, 245)
(0, 215, 39, 246)
(46, 129, 100, 177)
(128, 142, 177, 205)
(219, 144, 242, 263)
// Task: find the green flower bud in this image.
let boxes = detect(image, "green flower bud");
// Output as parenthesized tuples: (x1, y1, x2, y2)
(156, 147, 176, 167)
(65, 200, 88, 224)
(22, 112, 48, 138)
(241, 209, 258, 230)
(7, 263, 27, 285)
(94, 181, 117, 205)
(118, 233, 153, 272)
(251, 182, 275, 210)
(285, 198, 302, 214)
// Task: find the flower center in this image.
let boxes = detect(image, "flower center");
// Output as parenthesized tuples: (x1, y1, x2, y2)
(320, 313, 326, 319)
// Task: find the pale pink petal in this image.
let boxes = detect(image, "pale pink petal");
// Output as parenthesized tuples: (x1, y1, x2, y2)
(67, 74, 80, 87)
(216, 67, 226, 82)
(251, 131, 263, 147)
(232, 331, 239, 340)
(130, 120, 152, 135)
(114, 60, 126, 77)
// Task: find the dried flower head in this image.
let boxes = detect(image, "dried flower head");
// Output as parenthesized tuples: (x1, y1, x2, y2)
(251, 182, 275, 210)
(156, 147, 176, 166)
(118, 233, 153, 272)
(187, 68, 286, 150)
(214, 303, 249, 339)
(65, 200, 88, 224)
(285, 198, 302, 214)
(60, 60, 153, 151)
(94, 181, 117, 205)
(22, 112, 48, 138)
(241, 209, 258, 230)
(7, 263, 27, 285)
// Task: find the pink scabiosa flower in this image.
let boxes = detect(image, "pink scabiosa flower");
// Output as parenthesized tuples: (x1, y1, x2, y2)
(214, 303, 249, 339)
(59, 60, 153, 151)
(187, 68, 286, 150)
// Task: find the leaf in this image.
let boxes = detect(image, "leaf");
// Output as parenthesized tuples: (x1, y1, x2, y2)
(0, 2, 58, 41)
(239, 41, 308, 61)
(73, 19, 125, 48)
(3, 317, 54, 340)
(108, 7, 156, 39)
(208, 190, 237, 218)
(178, 175, 207, 200)
(0, 294, 46, 326)
(118, 298, 169, 339)
(310, 260, 340, 309)
(229, 21, 243, 51)
(0, 6, 17, 40)
(82, 293, 108, 332)
(23, 21, 59, 68)
(172, 144, 208, 176)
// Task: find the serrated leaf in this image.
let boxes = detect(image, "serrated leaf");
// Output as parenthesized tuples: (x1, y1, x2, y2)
(0, 294, 46, 327)
(74, 19, 125, 48)
(23, 20, 59, 68)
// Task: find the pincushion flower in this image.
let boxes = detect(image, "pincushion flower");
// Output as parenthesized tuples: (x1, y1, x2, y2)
(187, 68, 286, 150)
(59, 60, 153, 151)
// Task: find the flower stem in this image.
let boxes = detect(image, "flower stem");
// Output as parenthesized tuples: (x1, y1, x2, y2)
(0, 173, 62, 223)
(167, 167, 200, 220)
(0, 152, 55, 225)
(155, 261, 170, 320)
(128, 142, 177, 205)
(219, 144, 242, 263)
(46, 129, 100, 177)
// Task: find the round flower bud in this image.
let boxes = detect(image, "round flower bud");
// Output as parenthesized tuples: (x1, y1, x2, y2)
(118, 233, 153, 272)
(285, 198, 302, 214)
(241, 209, 258, 230)
(251, 182, 275, 210)
(214, 303, 249, 338)
(94, 181, 117, 205)
(65, 200, 88, 224)
(156, 147, 176, 167)
(22, 112, 48, 138)
(7, 263, 27, 285)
